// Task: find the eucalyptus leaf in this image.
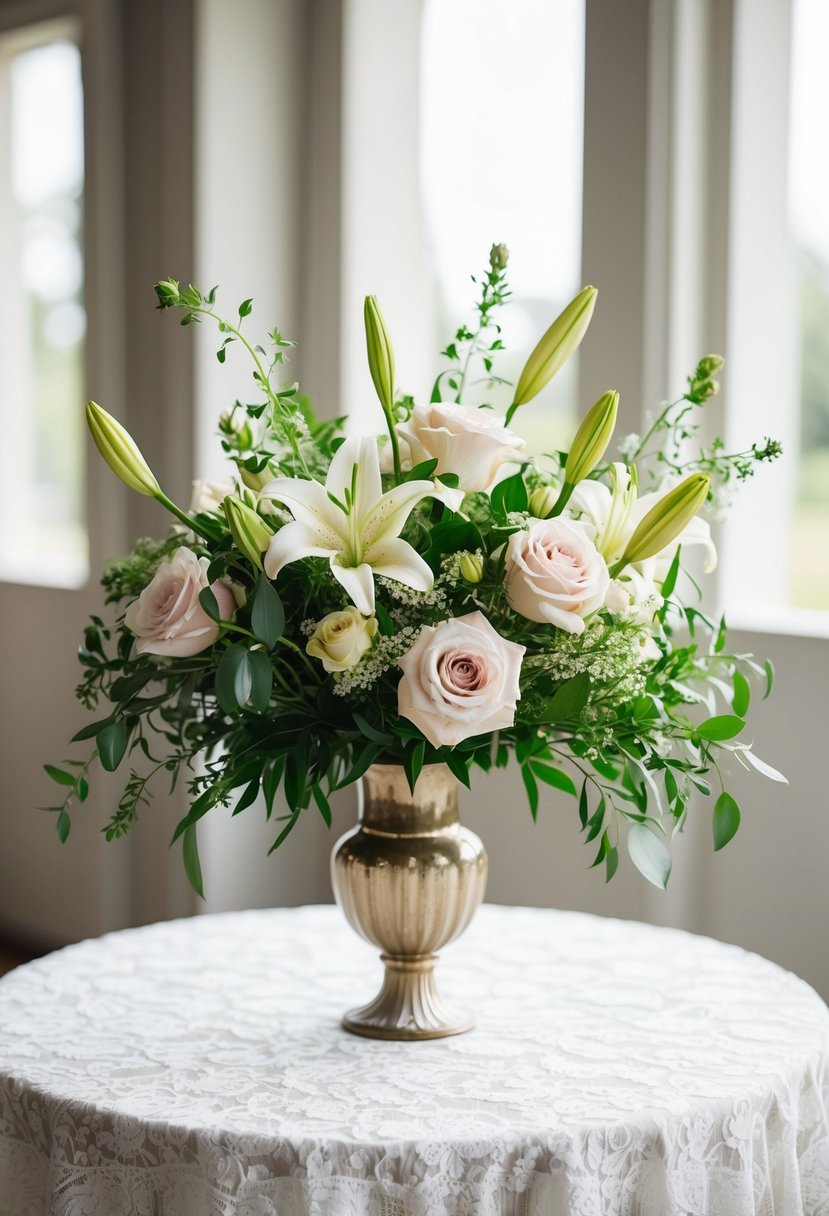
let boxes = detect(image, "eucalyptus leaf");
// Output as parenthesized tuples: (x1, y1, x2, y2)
(627, 824, 671, 889)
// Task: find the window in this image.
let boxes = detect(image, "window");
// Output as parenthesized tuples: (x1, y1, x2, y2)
(788, 0, 829, 610)
(420, 0, 585, 452)
(0, 23, 86, 588)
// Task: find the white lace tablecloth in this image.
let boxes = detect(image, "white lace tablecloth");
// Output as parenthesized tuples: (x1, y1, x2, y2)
(0, 904, 827, 1216)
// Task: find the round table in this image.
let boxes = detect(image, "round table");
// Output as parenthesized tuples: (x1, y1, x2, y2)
(0, 905, 827, 1216)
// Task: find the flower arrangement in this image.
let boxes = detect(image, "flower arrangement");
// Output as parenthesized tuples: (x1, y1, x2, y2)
(45, 246, 784, 894)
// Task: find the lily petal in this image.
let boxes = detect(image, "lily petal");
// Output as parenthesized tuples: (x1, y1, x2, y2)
(330, 558, 376, 615)
(361, 479, 437, 550)
(264, 522, 337, 579)
(326, 436, 382, 516)
(366, 536, 435, 593)
(262, 477, 348, 547)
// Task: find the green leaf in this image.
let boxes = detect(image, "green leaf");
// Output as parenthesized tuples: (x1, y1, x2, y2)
(407, 458, 439, 480)
(353, 713, 393, 745)
(521, 764, 539, 821)
(578, 782, 589, 829)
(247, 649, 273, 711)
(71, 715, 115, 743)
(232, 778, 260, 817)
(627, 824, 671, 888)
(732, 670, 751, 717)
(268, 808, 300, 854)
(97, 721, 128, 772)
(56, 809, 71, 843)
(713, 791, 741, 851)
(238, 297, 253, 318)
(251, 577, 285, 649)
(696, 714, 745, 742)
(529, 763, 577, 797)
(660, 545, 681, 600)
(605, 845, 619, 883)
(374, 602, 395, 636)
(537, 673, 591, 724)
(403, 739, 426, 794)
(182, 825, 205, 899)
(44, 764, 76, 787)
(491, 471, 528, 516)
(216, 646, 252, 714)
(199, 586, 222, 623)
(444, 750, 472, 788)
(763, 659, 775, 699)
(313, 786, 332, 827)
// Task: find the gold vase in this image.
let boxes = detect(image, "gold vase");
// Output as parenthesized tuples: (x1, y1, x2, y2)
(330, 763, 488, 1040)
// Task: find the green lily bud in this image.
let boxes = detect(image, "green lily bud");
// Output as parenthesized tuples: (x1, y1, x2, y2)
(545, 390, 619, 518)
(564, 390, 619, 485)
(511, 285, 597, 410)
(85, 401, 161, 497)
(239, 461, 276, 492)
(364, 295, 396, 416)
(223, 496, 272, 570)
(459, 552, 484, 583)
(490, 243, 509, 271)
(528, 485, 558, 518)
(611, 473, 710, 575)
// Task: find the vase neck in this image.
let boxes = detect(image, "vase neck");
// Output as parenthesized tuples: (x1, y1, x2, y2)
(359, 764, 459, 834)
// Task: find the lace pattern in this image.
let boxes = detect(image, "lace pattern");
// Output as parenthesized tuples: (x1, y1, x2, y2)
(0, 905, 827, 1215)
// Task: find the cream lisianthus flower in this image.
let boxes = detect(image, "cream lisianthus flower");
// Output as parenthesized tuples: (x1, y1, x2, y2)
(306, 607, 378, 673)
(262, 437, 437, 616)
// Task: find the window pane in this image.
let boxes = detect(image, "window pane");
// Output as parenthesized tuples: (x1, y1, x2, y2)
(0, 29, 87, 587)
(789, 0, 829, 610)
(421, 0, 585, 452)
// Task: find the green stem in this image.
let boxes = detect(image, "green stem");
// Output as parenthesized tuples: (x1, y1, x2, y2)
(546, 482, 575, 519)
(155, 492, 220, 541)
(190, 306, 311, 477)
(629, 396, 684, 464)
(383, 404, 402, 481)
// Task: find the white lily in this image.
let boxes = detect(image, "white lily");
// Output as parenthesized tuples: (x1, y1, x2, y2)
(262, 436, 437, 615)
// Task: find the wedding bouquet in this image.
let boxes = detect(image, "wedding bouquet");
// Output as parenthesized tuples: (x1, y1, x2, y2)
(45, 246, 783, 894)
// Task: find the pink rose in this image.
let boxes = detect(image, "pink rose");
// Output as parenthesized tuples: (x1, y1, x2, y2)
(504, 518, 609, 633)
(124, 546, 235, 657)
(399, 403, 524, 502)
(397, 611, 525, 748)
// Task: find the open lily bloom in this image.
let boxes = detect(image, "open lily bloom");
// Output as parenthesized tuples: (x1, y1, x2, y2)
(262, 437, 437, 615)
(570, 463, 718, 576)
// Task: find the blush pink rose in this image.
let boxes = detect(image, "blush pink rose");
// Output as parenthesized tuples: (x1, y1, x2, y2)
(124, 546, 235, 658)
(397, 611, 526, 748)
(504, 518, 609, 633)
(399, 403, 525, 503)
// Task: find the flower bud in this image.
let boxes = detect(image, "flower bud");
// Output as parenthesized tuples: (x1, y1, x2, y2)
(512, 286, 597, 408)
(564, 390, 619, 486)
(364, 295, 396, 416)
(239, 461, 276, 492)
(528, 485, 558, 518)
(490, 243, 509, 271)
(86, 401, 161, 497)
(223, 496, 272, 570)
(616, 473, 710, 570)
(459, 552, 484, 583)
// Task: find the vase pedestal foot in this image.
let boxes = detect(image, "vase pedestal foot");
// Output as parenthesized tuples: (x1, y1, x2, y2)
(342, 953, 473, 1041)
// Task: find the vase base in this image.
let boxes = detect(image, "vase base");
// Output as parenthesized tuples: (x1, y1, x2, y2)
(341, 953, 474, 1041)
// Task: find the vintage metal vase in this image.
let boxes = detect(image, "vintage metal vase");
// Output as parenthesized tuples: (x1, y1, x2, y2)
(331, 763, 488, 1040)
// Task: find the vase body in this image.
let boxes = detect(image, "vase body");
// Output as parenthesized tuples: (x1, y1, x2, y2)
(330, 763, 488, 1040)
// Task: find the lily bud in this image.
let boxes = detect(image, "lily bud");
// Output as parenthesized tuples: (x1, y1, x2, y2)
(459, 552, 484, 583)
(490, 243, 509, 271)
(564, 390, 619, 485)
(511, 286, 597, 408)
(223, 496, 272, 570)
(86, 401, 161, 497)
(364, 295, 396, 416)
(528, 485, 558, 518)
(239, 461, 276, 492)
(614, 473, 710, 573)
